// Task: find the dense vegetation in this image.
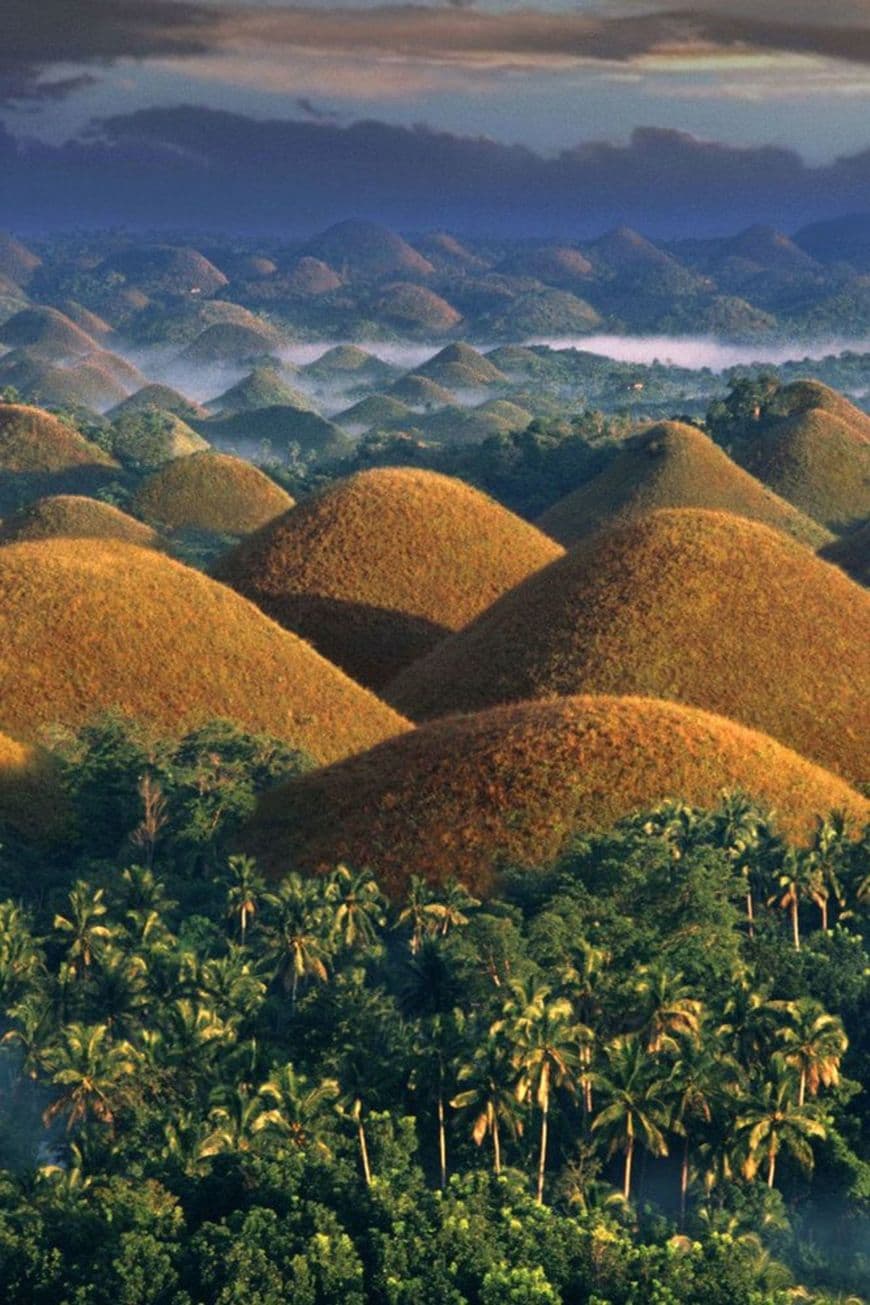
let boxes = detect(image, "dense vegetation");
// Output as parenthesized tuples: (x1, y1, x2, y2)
(0, 715, 867, 1303)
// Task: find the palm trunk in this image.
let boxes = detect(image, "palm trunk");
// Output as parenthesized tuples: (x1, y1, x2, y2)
(820, 899, 828, 932)
(791, 897, 800, 951)
(358, 1116, 372, 1187)
(240, 906, 248, 946)
(493, 1116, 501, 1176)
(767, 1142, 776, 1188)
(745, 890, 755, 938)
(437, 1091, 447, 1189)
(291, 967, 299, 1011)
(623, 1135, 634, 1201)
(536, 1098, 549, 1205)
(799, 1067, 807, 1108)
(680, 1136, 689, 1230)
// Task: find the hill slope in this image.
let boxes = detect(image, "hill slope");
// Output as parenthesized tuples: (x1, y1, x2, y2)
(213, 467, 563, 688)
(132, 452, 294, 535)
(0, 496, 160, 549)
(242, 695, 869, 895)
(537, 422, 831, 548)
(388, 509, 869, 785)
(0, 539, 409, 764)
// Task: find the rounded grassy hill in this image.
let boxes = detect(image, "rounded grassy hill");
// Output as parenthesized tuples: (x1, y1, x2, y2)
(0, 496, 161, 549)
(181, 321, 283, 365)
(212, 467, 564, 689)
(388, 508, 869, 785)
(241, 694, 869, 896)
(0, 539, 409, 764)
(132, 452, 294, 535)
(0, 307, 100, 359)
(537, 422, 832, 548)
(415, 343, 507, 389)
(0, 404, 117, 475)
(0, 233, 41, 286)
(110, 384, 207, 422)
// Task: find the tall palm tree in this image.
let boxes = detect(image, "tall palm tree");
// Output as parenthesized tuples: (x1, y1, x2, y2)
(0, 902, 43, 1004)
(633, 966, 703, 1054)
(451, 1030, 523, 1176)
(257, 1062, 339, 1155)
(397, 875, 439, 955)
(42, 1022, 139, 1133)
(224, 855, 265, 946)
(53, 882, 114, 979)
(769, 849, 809, 951)
(774, 998, 848, 1107)
(197, 946, 267, 1028)
(591, 1035, 670, 1201)
(198, 1083, 278, 1158)
(558, 940, 608, 1117)
(736, 1056, 826, 1188)
(714, 792, 768, 934)
(426, 878, 480, 938)
(326, 865, 386, 951)
(804, 813, 849, 932)
(716, 981, 783, 1073)
(669, 1038, 731, 1227)
(505, 982, 583, 1204)
(263, 874, 331, 1010)
(86, 946, 149, 1036)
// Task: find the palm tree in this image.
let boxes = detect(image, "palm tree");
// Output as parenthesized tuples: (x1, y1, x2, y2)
(397, 875, 439, 955)
(326, 864, 386, 951)
(506, 982, 583, 1204)
(774, 998, 848, 1107)
(257, 1062, 339, 1155)
(669, 1038, 730, 1227)
(804, 813, 849, 932)
(42, 1022, 139, 1133)
(769, 849, 809, 951)
(197, 946, 267, 1028)
(736, 1056, 827, 1188)
(591, 1035, 670, 1201)
(1, 990, 54, 1082)
(337, 1092, 373, 1187)
(86, 946, 149, 1035)
(716, 981, 783, 1072)
(224, 855, 265, 946)
(426, 878, 480, 938)
(0, 902, 43, 1003)
(633, 966, 703, 1054)
(558, 939, 608, 1117)
(263, 874, 331, 1010)
(53, 882, 114, 979)
(714, 792, 768, 934)
(198, 1083, 277, 1158)
(451, 1030, 523, 1176)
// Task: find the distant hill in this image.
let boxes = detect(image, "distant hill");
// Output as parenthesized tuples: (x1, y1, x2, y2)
(387, 374, 455, 408)
(388, 508, 869, 785)
(0, 234, 41, 287)
(0, 495, 160, 549)
(51, 300, 113, 339)
(414, 343, 507, 389)
(496, 244, 594, 286)
(98, 245, 229, 297)
(303, 345, 397, 386)
(132, 451, 293, 535)
(418, 398, 533, 445)
(0, 538, 409, 764)
(110, 384, 208, 423)
(0, 307, 101, 360)
(413, 232, 488, 272)
(794, 213, 870, 269)
(180, 321, 283, 365)
(300, 221, 435, 282)
(213, 467, 563, 689)
(201, 406, 351, 465)
(537, 422, 831, 548)
(280, 256, 343, 295)
(205, 367, 312, 415)
(0, 403, 118, 509)
(336, 394, 414, 432)
(482, 288, 602, 339)
(112, 409, 209, 468)
(241, 694, 869, 894)
(372, 282, 462, 334)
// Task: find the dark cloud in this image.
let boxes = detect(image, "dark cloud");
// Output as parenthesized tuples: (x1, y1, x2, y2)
(4, 105, 870, 237)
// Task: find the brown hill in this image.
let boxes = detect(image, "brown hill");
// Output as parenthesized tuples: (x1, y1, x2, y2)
(51, 300, 113, 338)
(415, 343, 507, 389)
(537, 422, 831, 548)
(496, 245, 594, 286)
(819, 522, 870, 585)
(414, 232, 488, 272)
(337, 394, 414, 432)
(0, 403, 117, 476)
(303, 345, 396, 386)
(483, 288, 602, 338)
(388, 509, 869, 785)
(0, 307, 100, 359)
(242, 694, 869, 896)
(111, 410, 209, 467)
(373, 282, 462, 334)
(200, 407, 351, 465)
(212, 467, 564, 689)
(109, 384, 208, 422)
(0, 496, 160, 549)
(388, 374, 455, 408)
(0, 234, 41, 287)
(0, 539, 409, 764)
(739, 383, 870, 532)
(206, 367, 313, 416)
(301, 220, 434, 282)
(132, 452, 294, 535)
(98, 245, 229, 297)
(282, 257, 342, 295)
(180, 321, 283, 365)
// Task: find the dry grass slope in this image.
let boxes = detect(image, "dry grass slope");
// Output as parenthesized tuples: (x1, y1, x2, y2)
(388, 509, 870, 785)
(0, 539, 409, 764)
(242, 694, 870, 896)
(537, 422, 832, 548)
(0, 404, 117, 473)
(132, 452, 294, 535)
(0, 496, 161, 549)
(213, 467, 564, 689)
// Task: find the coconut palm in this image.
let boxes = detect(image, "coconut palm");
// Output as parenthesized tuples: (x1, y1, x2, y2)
(774, 998, 848, 1107)
(714, 792, 769, 934)
(263, 873, 331, 1010)
(425, 878, 480, 938)
(558, 939, 608, 1116)
(257, 1062, 339, 1155)
(591, 1035, 670, 1201)
(198, 1083, 279, 1158)
(669, 1038, 733, 1227)
(224, 854, 265, 946)
(451, 1029, 523, 1176)
(1, 990, 54, 1081)
(633, 966, 703, 1055)
(197, 946, 267, 1028)
(326, 864, 386, 951)
(736, 1056, 827, 1188)
(804, 813, 849, 932)
(86, 946, 149, 1035)
(506, 981, 584, 1203)
(769, 849, 810, 951)
(53, 882, 114, 979)
(717, 981, 783, 1072)
(0, 901, 43, 1004)
(42, 1022, 139, 1133)
(396, 875, 439, 955)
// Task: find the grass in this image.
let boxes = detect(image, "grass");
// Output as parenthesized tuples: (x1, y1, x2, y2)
(207, 367, 312, 415)
(0, 307, 99, 358)
(212, 466, 564, 689)
(132, 451, 293, 535)
(373, 282, 462, 333)
(0, 403, 117, 473)
(110, 384, 207, 422)
(112, 410, 209, 467)
(0, 496, 161, 549)
(537, 422, 832, 548)
(387, 508, 870, 786)
(388, 375, 455, 407)
(200, 408, 351, 464)
(241, 694, 870, 896)
(337, 394, 414, 429)
(820, 522, 870, 586)
(0, 538, 409, 765)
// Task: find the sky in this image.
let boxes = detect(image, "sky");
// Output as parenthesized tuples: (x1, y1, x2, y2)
(3, 1, 870, 235)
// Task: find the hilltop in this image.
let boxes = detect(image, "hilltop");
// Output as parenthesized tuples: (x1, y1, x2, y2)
(303, 345, 397, 386)
(201, 406, 351, 464)
(132, 451, 293, 536)
(0, 496, 160, 549)
(280, 256, 342, 295)
(0, 307, 101, 359)
(181, 320, 283, 366)
(0, 402, 117, 490)
(388, 509, 869, 785)
(300, 220, 434, 282)
(0, 233, 41, 286)
(337, 394, 414, 432)
(205, 367, 310, 415)
(111, 409, 209, 468)
(97, 245, 229, 297)
(496, 245, 594, 286)
(213, 467, 563, 689)
(0, 539, 409, 764)
(372, 282, 462, 334)
(109, 384, 207, 422)
(414, 343, 507, 389)
(537, 422, 831, 548)
(388, 374, 455, 408)
(242, 694, 869, 895)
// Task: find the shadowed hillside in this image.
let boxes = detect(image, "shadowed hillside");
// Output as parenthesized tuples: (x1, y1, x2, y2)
(213, 467, 563, 688)
(0, 539, 409, 763)
(537, 422, 831, 548)
(242, 694, 869, 895)
(819, 521, 870, 585)
(388, 509, 869, 784)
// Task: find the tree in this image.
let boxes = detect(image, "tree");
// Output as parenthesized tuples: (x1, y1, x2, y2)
(774, 997, 848, 1108)
(256, 1062, 339, 1155)
(770, 849, 808, 951)
(53, 882, 114, 979)
(669, 1038, 729, 1227)
(713, 792, 769, 934)
(425, 878, 480, 938)
(591, 1035, 670, 1201)
(396, 874, 439, 955)
(633, 965, 703, 1054)
(804, 813, 849, 932)
(42, 1023, 140, 1133)
(263, 874, 331, 1011)
(736, 1056, 827, 1188)
(326, 864, 386, 951)
(451, 1030, 523, 1176)
(505, 982, 583, 1204)
(224, 854, 265, 946)
(0, 901, 43, 1004)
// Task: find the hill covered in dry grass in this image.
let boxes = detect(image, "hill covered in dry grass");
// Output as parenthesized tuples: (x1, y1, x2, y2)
(213, 467, 563, 688)
(132, 452, 294, 536)
(0, 403, 119, 508)
(0, 496, 160, 548)
(388, 508, 869, 785)
(537, 422, 831, 548)
(242, 694, 869, 896)
(0, 539, 409, 764)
